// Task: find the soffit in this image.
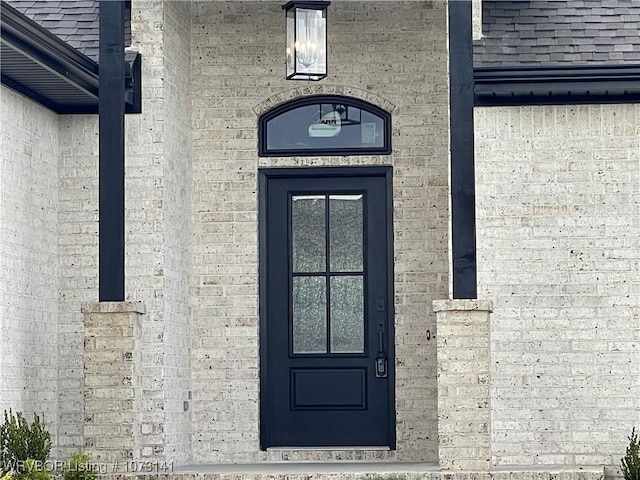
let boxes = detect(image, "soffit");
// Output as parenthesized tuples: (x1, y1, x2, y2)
(0, 1, 139, 114)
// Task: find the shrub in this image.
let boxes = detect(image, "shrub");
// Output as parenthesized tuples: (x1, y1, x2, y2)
(62, 453, 97, 480)
(622, 427, 640, 480)
(19, 460, 51, 480)
(0, 411, 51, 476)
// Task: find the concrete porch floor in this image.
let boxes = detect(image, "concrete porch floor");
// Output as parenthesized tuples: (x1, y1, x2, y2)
(173, 462, 439, 474)
(122, 466, 605, 480)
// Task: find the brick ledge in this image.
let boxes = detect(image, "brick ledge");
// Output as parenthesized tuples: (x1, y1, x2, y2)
(433, 298, 493, 313)
(81, 301, 146, 314)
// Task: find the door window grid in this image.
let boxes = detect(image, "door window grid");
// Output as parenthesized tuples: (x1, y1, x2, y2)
(291, 193, 365, 354)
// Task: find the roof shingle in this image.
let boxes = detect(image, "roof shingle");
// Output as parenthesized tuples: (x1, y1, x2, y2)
(4, 0, 131, 62)
(474, 0, 640, 66)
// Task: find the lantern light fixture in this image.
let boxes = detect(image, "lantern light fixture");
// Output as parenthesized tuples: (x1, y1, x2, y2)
(283, 1, 330, 81)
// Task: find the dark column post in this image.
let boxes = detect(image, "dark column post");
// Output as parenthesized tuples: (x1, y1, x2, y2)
(98, 0, 126, 301)
(449, 0, 477, 299)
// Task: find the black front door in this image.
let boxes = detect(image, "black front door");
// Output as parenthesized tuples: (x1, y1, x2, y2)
(259, 167, 394, 448)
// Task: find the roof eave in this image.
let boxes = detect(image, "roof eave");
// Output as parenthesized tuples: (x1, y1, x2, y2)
(474, 64, 640, 106)
(0, 0, 141, 114)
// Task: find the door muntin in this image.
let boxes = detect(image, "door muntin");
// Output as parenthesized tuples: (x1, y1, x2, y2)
(290, 191, 367, 357)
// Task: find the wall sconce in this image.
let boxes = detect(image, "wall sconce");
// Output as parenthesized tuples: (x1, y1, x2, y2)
(284, 1, 330, 81)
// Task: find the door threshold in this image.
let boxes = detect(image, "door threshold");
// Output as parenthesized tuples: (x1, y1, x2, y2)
(266, 446, 391, 451)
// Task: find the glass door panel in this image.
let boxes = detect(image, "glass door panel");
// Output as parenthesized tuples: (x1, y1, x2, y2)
(292, 195, 326, 272)
(330, 276, 364, 353)
(290, 192, 365, 355)
(292, 276, 327, 354)
(329, 195, 363, 272)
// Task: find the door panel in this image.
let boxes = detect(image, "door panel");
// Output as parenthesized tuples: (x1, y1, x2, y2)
(260, 168, 394, 448)
(291, 368, 366, 409)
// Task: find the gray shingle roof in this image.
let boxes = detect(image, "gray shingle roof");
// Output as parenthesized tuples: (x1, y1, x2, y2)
(4, 0, 130, 62)
(474, 0, 640, 66)
(6, 0, 640, 67)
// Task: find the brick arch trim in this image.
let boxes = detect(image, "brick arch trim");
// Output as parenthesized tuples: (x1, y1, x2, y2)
(253, 85, 396, 117)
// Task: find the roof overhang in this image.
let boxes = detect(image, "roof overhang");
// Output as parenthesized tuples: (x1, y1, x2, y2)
(0, 1, 141, 114)
(474, 65, 640, 106)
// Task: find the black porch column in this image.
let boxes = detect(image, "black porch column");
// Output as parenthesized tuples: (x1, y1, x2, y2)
(98, 0, 126, 301)
(448, 0, 477, 299)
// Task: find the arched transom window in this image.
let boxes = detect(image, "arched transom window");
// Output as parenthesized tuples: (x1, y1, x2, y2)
(259, 95, 391, 156)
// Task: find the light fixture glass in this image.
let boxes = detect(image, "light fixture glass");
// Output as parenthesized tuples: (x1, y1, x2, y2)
(284, 1, 330, 81)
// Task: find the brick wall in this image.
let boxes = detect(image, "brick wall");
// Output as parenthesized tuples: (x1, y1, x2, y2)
(82, 302, 145, 464)
(126, 0, 193, 462)
(162, 0, 193, 464)
(190, 0, 449, 463)
(126, 0, 167, 461)
(475, 104, 640, 473)
(473, 0, 483, 40)
(57, 114, 99, 458)
(434, 299, 492, 471)
(0, 85, 60, 450)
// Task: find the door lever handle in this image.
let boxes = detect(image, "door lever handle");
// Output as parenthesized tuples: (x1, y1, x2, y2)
(375, 323, 387, 378)
(376, 357, 388, 378)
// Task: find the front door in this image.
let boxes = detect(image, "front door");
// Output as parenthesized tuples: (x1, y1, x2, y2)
(259, 167, 394, 448)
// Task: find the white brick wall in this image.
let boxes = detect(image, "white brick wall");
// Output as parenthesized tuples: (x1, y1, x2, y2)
(126, 0, 193, 462)
(82, 302, 145, 464)
(162, 0, 193, 464)
(57, 114, 99, 458)
(0, 85, 60, 450)
(473, 0, 483, 40)
(126, 0, 168, 461)
(434, 299, 493, 471)
(190, 0, 449, 463)
(475, 104, 640, 473)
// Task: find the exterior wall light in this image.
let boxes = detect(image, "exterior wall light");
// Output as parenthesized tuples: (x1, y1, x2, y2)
(284, 1, 330, 81)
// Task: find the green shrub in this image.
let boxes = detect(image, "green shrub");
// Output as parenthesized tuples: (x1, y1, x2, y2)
(0, 410, 51, 476)
(19, 460, 51, 480)
(62, 453, 97, 480)
(622, 427, 640, 480)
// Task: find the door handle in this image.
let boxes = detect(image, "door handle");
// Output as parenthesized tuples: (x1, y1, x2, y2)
(375, 323, 388, 378)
